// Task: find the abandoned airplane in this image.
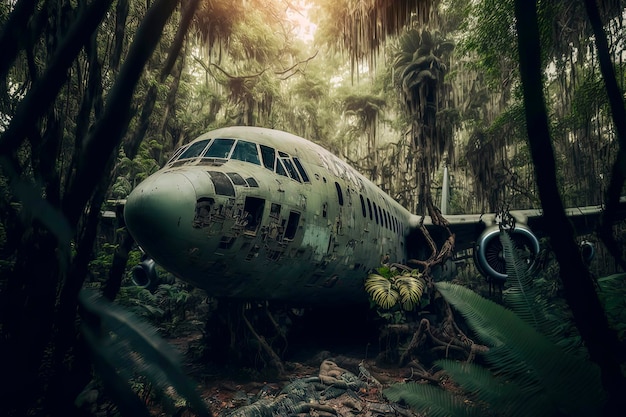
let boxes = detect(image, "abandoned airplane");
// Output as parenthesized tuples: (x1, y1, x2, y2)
(124, 126, 609, 304)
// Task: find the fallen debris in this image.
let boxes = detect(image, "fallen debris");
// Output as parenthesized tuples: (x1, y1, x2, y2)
(213, 359, 416, 417)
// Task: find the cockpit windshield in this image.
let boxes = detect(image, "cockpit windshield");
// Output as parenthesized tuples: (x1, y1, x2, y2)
(260, 145, 275, 170)
(204, 138, 235, 158)
(172, 137, 309, 183)
(178, 140, 209, 159)
(231, 140, 261, 165)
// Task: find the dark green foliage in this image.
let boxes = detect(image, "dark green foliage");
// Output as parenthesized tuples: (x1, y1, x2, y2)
(89, 242, 118, 282)
(383, 231, 605, 417)
(384, 383, 480, 417)
(79, 289, 211, 417)
(500, 231, 551, 331)
(441, 281, 603, 414)
(500, 232, 580, 351)
(597, 273, 626, 340)
(116, 286, 166, 320)
(393, 27, 455, 169)
(0, 1, 191, 413)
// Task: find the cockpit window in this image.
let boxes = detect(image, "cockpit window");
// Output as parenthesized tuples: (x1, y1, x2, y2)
(276, 159, 288, 177)
(281, 158, 301, 182)
(260, 145, 275, 170)
(231, 140, 261, 165)
(174, 137, 308, 185)
(203, 138, 235, 158)
(178, 140, 209, 160)
(293, 158, 310, 183)
(167, 144, 188, 163)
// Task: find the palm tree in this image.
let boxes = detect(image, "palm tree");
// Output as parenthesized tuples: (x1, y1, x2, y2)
(312, 0, 440, 77)
(341, 92, 387, 182)
(393, 28, 455, 214)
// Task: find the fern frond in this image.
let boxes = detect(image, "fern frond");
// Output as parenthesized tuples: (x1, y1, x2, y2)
(597, 272, 626, 284)
(384, 382, 479, 417)
(365, 273, 399, 309)
(435, 359, 545, 417)
(82, 324, 152, 417)
(597, 273, 626, 340)
(435, 359, 510, 398)
(394, 274, 426, 311)
(435, 282, 604, 416)
(501, 232, 581, 349)
(500, 231, 547, 332)
(79, 289, 211, 417)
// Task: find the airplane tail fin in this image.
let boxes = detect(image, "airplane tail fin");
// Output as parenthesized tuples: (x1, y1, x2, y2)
(441, 163, 449, 215)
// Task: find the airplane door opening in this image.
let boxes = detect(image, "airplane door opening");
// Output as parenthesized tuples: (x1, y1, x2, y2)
(243, 196, 265, 233)
(285, 211, 301, 240)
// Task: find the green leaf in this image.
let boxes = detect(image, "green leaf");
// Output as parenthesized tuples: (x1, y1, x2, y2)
(394, 274, 426, 311)
(384, 383, 479, 417)
(79, 289, 210, 417)
(364, 273, 399, 309)
(435, 282, 604, 416)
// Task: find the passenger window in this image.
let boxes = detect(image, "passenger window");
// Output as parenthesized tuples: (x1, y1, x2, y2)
(204, 138, 235, 158)
(359, 195, 366, 217)
(372, 202, 379, 224)
(260, 145, 276, 170)
(231, 140, 261, 165)
(293, 158, 310, 183)
(178, 140, 210, 160)
(335, 182, 344, 206)
(367, 198, 373, 220)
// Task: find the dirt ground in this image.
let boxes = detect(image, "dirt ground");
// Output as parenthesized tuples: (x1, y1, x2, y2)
(170, 331, 423, 417)
(198, 354, 417, 417)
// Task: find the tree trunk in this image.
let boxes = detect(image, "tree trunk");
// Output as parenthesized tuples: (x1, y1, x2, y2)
(514, 1, 625, 414)
(583, 0, 626, 271)
(122, 0, 200, 161)
(0, 225, 63, 416)
(0, 1, 182, 414)
(0, 0, 40, 78)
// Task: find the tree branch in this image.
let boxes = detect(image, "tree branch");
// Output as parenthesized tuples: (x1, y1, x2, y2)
(63, 0, 179, 227)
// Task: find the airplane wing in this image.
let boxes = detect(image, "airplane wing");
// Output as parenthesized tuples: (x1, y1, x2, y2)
(422, 198, 626, 250)
(417, 198, 626, 280)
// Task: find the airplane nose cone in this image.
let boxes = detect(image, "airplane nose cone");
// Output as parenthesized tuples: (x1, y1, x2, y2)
(124, 172, 197, 253)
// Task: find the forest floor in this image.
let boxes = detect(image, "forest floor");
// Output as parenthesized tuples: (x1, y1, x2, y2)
(169, 330, 425, 417)
(79, 298, 461, 417)
(156, 302, 446, 417)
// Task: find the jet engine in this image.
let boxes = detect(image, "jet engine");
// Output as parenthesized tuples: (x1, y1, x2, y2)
(131, 257, 159, 290)
(580, 240, 595, 264)
(474, 224, 541, 281)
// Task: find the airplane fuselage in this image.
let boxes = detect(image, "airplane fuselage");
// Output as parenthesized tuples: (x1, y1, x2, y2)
(124, 126, 413, 304)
